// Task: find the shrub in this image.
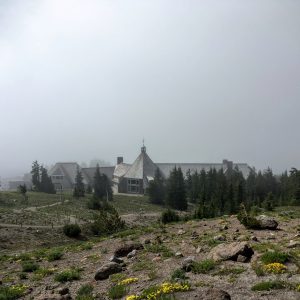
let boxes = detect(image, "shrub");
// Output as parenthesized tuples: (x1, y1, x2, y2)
(161, 209, 180, 224)
(47, 249, 63, 261)
(90, 208, 125, 236)
(171, 268, 187, 280)
(63, 224, 81, 238)
(191, 259, 216, 274)
(251, 280, 286, 291)
(261, 251, 289, 265)
(76, 284, 94, 300)
(108, 284, 128, 299)
(21, 261, 39, 272)
(55, 268, 80, 282)
(237, 204, 261, 229)
(18, 272, 28, 280)
(0, 285, 28, 300)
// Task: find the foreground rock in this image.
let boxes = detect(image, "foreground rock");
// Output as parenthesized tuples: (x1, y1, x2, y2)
(209, 242, 254, 262)
(94, 262, 123, 280)
(255, 215, 278, 230)
(114, 243, 143, 257)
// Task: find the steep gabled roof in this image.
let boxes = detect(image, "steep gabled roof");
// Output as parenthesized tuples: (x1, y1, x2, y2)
(123, 146, 158, 180)
(49, 162, 80, 186)
(81, 166, 115, 184)
(156, 163, 251, 178)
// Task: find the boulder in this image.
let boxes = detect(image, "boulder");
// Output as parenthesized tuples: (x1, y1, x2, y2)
(209, 242, 254, 262)
(127, 249, 137, 258)
(114, 243, 143, 257)
(94, 262, 123, 280)
(109, 256, 124, 264)
(255, 215, 278, 230)
(287, 240, 300, 248)
(181, 256, 195, 272)
(58, 288, 69, 296)
(214, 235, 226, 242)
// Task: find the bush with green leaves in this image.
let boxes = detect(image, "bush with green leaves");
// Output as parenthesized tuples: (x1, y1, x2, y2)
(161, 209, 180, 224)
(76, 284, 94, 300)
(21, 260, 39, 272)
(63, 224, 81, 238)
(0, 285, 27, 300)
(191, 259, 216, 274)
(171, 268, 187, 280)
(237, 204, 261, 229)
(107, 284, 128, 299)
(55, 268, 81, 282)
(261, 251, 289, 265)
(251, 280, 286, 291)
(47, 249, 63, 261)
(90, 206, 125, 236)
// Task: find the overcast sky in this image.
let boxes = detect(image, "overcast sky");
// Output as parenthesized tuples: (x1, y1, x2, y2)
(0, 0, 300, 178)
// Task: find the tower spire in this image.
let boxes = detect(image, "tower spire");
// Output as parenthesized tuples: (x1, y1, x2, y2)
(141, 138, 146, 153)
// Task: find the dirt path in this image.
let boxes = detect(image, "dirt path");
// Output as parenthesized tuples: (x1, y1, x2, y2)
(13, 201, 63, 213)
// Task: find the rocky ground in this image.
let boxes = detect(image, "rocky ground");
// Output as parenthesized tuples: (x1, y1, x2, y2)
(1, 213, 300, 299)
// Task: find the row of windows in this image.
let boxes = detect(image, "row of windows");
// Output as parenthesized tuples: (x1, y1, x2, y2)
(51, 175, 64, 180)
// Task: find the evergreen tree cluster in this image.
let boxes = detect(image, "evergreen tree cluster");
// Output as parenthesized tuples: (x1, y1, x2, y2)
(149, 165, 300, 217)
(31, 161, 56, 194)
(148, 167, 187, 211)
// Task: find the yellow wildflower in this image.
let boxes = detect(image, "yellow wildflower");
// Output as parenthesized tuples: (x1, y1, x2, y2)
(264, 263, 287, 274)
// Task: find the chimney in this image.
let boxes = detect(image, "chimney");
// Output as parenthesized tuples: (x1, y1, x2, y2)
(117, 157, 123, 164)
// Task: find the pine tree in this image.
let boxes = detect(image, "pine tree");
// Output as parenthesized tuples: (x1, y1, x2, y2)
(93, 165, 113, 201)
(31, 161, 40, 191)
(40, 166, 56, 194)
(73, 167, 85, 198)
(166, 167, 187, 210)
(148, 168, 165, 205)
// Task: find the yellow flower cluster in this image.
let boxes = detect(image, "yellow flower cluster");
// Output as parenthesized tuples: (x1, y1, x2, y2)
(296, 284, 300, 292)
(126, 295, 141, 300)
(126, 282, 190, 300)
(264, 263, 287, 274)
(10, 284, 28, 294)
(119, 277, 139, 286)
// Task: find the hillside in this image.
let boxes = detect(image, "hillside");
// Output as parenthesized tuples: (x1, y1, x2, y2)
(1, 193, 300, 299)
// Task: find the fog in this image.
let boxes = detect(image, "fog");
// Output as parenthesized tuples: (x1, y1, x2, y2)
(0, 0, 300, 178)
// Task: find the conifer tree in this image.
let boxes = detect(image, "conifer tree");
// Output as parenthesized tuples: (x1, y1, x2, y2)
(93, 165, 113, 201)
(148, 168, 165, 205)
(166, 167, 187, 210)
(40, 166, 56, 194)
(73, 167, 85, 198)
(31, 160, 40, 191)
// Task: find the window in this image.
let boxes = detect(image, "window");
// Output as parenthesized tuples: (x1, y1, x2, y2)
(127, 179, 140, 193)
(51, 175, 64, 181)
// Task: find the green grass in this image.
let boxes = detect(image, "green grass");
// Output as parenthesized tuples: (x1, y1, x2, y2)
(251, 280, 286, 291)
(76, 284, 94, 300)
(252, 242, 281, 253)
(46, 249, 63, 261)
(21, 261, 39, 272)
(107, 284, 128, 299)
(171, 268, 188, 280)
(261, 251, 289, 264)
(111, 195, 164, 214)
(0, 285, 27, 300)
(215, 266, 246, 276)
(191, 259, 216, 274)
(54, 268, 81, 282)
(145, 244, 174, 258)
